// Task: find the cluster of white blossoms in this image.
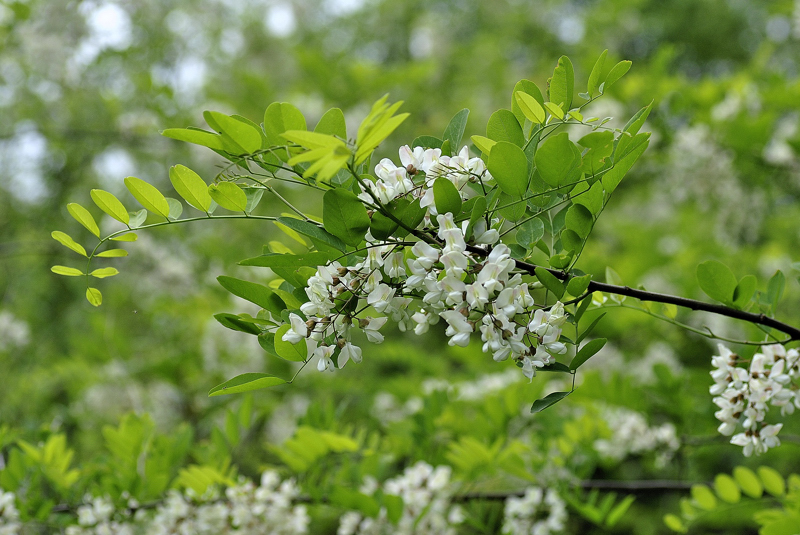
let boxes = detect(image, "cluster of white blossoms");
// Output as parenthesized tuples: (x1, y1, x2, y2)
(710, 343, 800, 456)
(62, 471, 309, 535)
(280, 144, 570, 379)
(337, 462, 465, 535)
(502, 486, 567, 535)
(593, 407, 680, 469)
(0, 489, 21, 535)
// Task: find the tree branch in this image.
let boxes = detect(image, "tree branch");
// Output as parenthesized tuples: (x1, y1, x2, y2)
(462, 243, 800, 342)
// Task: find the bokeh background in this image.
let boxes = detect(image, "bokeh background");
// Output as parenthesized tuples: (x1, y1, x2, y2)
(1, 0, 800, 533)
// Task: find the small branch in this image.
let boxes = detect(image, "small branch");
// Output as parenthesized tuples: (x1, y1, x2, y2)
(462, 244, 800, 342)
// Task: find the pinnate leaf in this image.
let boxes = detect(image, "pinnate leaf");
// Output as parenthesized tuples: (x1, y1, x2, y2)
(51, 231, 87, 257)
(67, 203, 100, 237)
(209, 373, 286, 397)
(124, 177, 171, 218)
(208, 183, 248, 212)
(169, 165, 212, 212)
(90, 189, 129, 225)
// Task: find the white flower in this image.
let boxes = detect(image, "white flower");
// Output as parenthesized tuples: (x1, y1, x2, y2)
(339, 342, 362, 367)
(440, 310, 473, 347)
(282, 313, 308, 344)
(361, 317, 388, 344)
(315, 345, 335, 372)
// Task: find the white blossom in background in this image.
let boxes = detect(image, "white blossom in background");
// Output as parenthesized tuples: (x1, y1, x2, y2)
(0, 310, 30, 352)
(0, 489, 21, 535)
(337, 462, 464, 535)
(593, 407, 680, 468)
(502, 487, 567, 535)
(710, 344, 800, 456)
(63, 471, 308, 535)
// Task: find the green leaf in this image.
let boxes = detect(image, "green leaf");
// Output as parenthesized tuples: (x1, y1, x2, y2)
(86, 287, 102, 306)
(128, 209, 147, 228)
(51, 266, 84, 276)
(572, 180, 605, 215)
(214, 313, 262, 335)
(691, 484, 717, 510)
(766, 270, 785, 313)
(323, 188, 370, 246)
(90, 267, 119, 279)
(577, 312, 606, 343)
(244, 188, 264, 213)
(442, 108, 469, 150)
(208, 373, 286, 397)
(549, 251, 573, 269)
(314, 108, 347, 139)
(535, 267, 565, 299)
(565, 204, 594, 239)
(759, 467, 785, 497)
(615, 103, 653, 159)
(544, 102, 565, 120)
(516, 218, 544, 248)
(204, 111, 263, 154)
(111, 233, 137, 242)
(663, 514, 687, 533)
(274, 325, 308, 362)
(208, 183, 248, 212)
(161, 128, 225, 151)
(96, 249, 128, 258)
(714, 474, 741, 504)
(733, 275, 757, 308)
(217, 276, 286, 315)
(570, 338, 606, 371)
(510, 80, 544, 126)
(90, 189, 129, 225)
(697, 260, 737, 305)
(51, 231, 87, 257)
(433, 177, 462, 216)
(538, 362, 572, 373)
(587, 49, 608, 98)
(535, 133, 581, 187)
(561, 229, 582, 254)
(276, 217, 346, 252)
(124, 176, 171, 218)
(67, 203, 100, 238)
(531, 390, 571, 413)
(354, 97, 409, 164)
(605, 495, 635, 527)
(498, 192, 526, 222)
(486, 109, 525, 147)
(488, 141, 528, 197)
(239, 252, 332, 268)
(470, 135, 496, 156)
(602, 60, 632, 92)
(169, 165, 212, 212)
(166, 198, 183, 220)
(412, 135, 443, 149)
(263, 102, 307, 146)
(566, 274, 592, 297)
(602, 132, 650, 193)
(733, 466, 763, 498)
(548, 56, 574, 111)
(514, 91, 546, 124)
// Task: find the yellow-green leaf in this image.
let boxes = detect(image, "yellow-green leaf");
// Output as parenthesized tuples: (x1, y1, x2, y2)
(51, 231, 87, 257)
(86, 287, 102, 306)
(111, 233, 137, 242)
(209, 373, 287, 397)
(733, 466, 763, 498)
(96, 249, 128, 258)
(51, 266, 84, 276)
(169, 165, 212, 212)
(90, 267, 119, 279)
(691, 484, 717, 510)
(274, 325, 308, 362)
(90, 189, 129, 225)
(759, 466, 785, 496)
(714, 473, 741, 503)
(544, 102, 565, 120)
(67, 203, 100, 237)
(124, 176, 171, 218)
(208, 183, 248, 212)
(471, 135, 497, 155)
(514, 91, 545, 124)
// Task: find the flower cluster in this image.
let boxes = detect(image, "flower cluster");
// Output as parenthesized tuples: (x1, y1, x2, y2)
(502, 486, 567, 535)
(63, 470, 309, 535)
(710, 343, 800, 456)
(277, 144, 569, 380)
(337, 462, 464, 535)
(593, 407, 680, 469)
(0, 489, 21, 535)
